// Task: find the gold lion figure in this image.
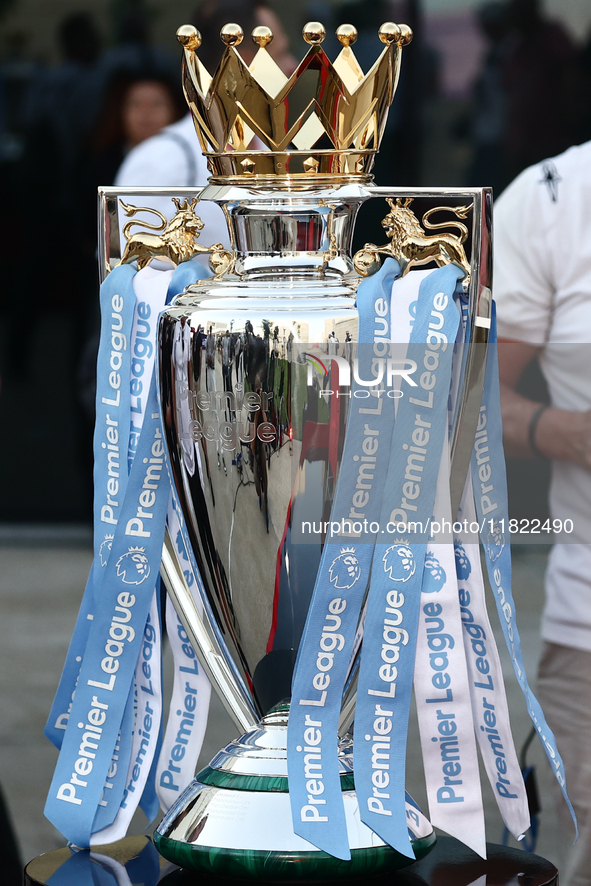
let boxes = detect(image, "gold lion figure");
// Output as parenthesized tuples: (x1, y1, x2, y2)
(118, 197, 229, 271)
(354, 197, 473, 279)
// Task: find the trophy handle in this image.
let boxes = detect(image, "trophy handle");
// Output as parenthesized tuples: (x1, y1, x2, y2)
(353, 198, 473, 279)
(363, 186, 493, 518)
(160, 532, 258, 732)
(97, 186, 235, 281)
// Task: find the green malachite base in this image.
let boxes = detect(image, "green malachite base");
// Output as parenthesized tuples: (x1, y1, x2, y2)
(154, 831, 437, 881)
(196, 764, 355, 793)
(154, 707, 436, 880)
(155, 767, 436, 880)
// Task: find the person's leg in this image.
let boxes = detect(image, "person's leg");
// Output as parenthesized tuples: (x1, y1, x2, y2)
(537, 641, 591, 886)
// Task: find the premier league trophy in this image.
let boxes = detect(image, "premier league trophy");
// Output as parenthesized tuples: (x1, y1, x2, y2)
(36, 12, 574, 886)
(148, 17, 493, 881)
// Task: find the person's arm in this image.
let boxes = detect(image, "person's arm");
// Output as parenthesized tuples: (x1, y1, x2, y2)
(498, 337, 591, 468)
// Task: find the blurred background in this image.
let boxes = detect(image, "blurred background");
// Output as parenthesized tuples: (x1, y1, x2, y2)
(2, 0, 588, 523)
(0, 0, 588, 878)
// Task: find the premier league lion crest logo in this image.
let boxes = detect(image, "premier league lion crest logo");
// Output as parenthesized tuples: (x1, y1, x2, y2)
(423, 551, 446, 593)
(383, 544, 416, 582)
(486, 520, 505, 562)
(116, 547, 151, 585)
(328, 547, 361, 590)
(454, 542, 472, 580)
(99, 534, 114, 567)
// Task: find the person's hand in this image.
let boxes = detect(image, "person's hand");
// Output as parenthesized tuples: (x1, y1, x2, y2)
(537, 406, 591, 470)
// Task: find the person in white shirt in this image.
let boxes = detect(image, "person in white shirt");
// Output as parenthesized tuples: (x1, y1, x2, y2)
(115, 112, 229, 251)
(494, 140, 591, 886)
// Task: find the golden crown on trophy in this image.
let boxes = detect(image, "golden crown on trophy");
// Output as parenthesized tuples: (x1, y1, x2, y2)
(177, 20, 412, 186)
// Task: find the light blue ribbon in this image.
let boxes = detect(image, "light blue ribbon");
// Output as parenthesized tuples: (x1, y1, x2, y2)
(288, 259, 400, 859)
(354, 264, 462, 856)
(472, 304, 577, 836)
(92, 264, 138, 598)
(288, 262, 462, 859)
(139, 588, 164, 824)
(166, 258, 210, 305)
(45, 265, 137, 750)
(44, 376, 170, 847)
(45, 259, 207, 838)
(91, 686, 135, 832)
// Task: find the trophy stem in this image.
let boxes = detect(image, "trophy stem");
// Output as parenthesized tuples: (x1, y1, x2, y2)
(190, 183, 368, 281)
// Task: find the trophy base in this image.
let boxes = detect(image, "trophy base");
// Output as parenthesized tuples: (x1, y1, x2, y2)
(154, 708, 436, 880)
(155, 829, 436, 881)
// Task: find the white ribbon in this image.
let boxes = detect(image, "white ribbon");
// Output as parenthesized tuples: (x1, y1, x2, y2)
(456, 477, 530, 840)
(155, 502, 211, 813)
(413, 386, 487, 858)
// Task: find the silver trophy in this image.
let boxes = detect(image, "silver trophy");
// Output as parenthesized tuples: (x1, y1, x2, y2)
(100, 19, 492, 880)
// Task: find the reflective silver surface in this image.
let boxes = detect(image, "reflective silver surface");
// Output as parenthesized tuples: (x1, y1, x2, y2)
(157, 783, 433, 852)
(207, 709, 353, 778)
(161, 531, 258, 731)
(155, 184, 492, 726)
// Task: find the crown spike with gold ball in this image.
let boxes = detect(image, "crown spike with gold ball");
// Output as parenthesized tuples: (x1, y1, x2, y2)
(177, 20, 412, 187)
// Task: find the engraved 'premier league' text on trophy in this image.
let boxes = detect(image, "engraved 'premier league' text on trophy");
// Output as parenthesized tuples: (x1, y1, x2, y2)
(153, 19, 492, 880)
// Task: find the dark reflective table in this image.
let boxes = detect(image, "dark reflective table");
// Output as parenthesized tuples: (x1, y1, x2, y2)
(25, 834, 558, 886)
